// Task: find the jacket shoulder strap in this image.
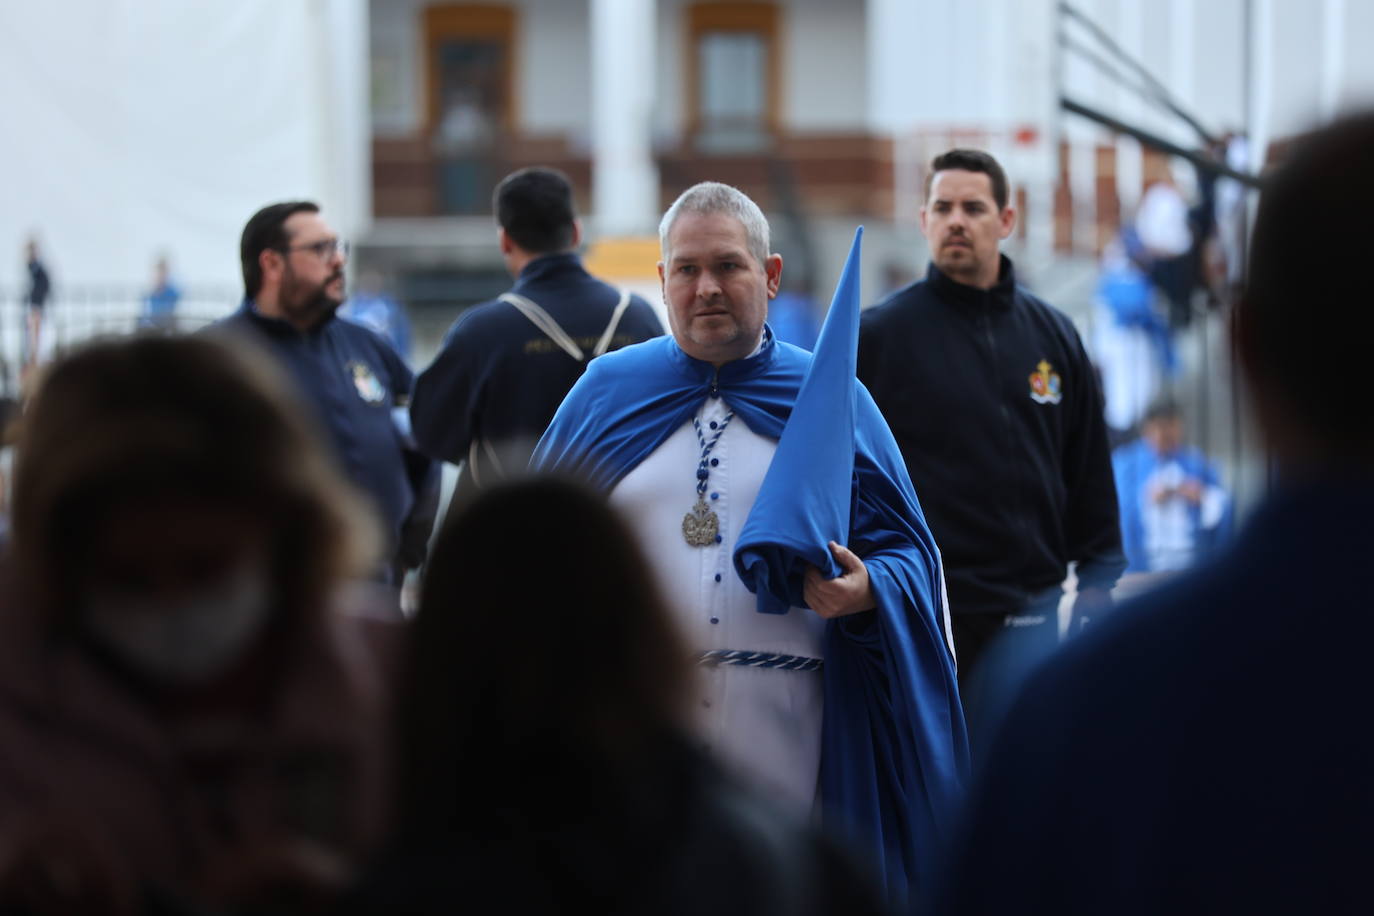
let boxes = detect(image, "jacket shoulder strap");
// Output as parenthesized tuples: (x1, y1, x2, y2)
(592, 289, 633, 358)
(499, 291, 584, 361)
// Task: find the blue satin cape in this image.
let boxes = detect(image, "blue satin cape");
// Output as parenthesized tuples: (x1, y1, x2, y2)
(532, 269, 969, 908)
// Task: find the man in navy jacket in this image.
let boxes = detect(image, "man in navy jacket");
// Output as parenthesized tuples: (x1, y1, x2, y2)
(218, 201, 437, 587)
(410, 167, 661, 495)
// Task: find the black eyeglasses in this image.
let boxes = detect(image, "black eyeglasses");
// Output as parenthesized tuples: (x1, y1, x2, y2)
(281, 238, 349, 261)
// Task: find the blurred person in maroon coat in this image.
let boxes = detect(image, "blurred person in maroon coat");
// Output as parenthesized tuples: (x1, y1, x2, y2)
(0, 335, 396, 914)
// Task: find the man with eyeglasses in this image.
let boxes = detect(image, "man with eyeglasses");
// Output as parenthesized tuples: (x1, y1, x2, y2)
(216, 201, 438, 592)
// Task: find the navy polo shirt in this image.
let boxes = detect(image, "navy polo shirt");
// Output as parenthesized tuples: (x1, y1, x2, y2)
(217, 302, 416, 563)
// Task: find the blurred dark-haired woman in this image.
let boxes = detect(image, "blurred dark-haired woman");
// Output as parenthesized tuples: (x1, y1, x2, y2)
(348, 475, 888, 915)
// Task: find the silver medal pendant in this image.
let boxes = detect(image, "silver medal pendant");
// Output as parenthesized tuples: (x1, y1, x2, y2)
(682, 497, 720, 547)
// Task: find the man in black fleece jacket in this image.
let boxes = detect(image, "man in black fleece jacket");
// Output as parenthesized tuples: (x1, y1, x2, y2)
(857, 149, 1123, 753)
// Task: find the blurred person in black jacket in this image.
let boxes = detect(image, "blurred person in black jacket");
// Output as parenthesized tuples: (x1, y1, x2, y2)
(940, 111, 1374, 916)
(344, 476, 887, 916)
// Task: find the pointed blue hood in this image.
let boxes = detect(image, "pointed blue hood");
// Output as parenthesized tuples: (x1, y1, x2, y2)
(733, 226, 864, 612)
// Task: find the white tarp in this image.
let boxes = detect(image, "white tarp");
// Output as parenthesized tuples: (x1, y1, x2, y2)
(0, 0, 369, 296)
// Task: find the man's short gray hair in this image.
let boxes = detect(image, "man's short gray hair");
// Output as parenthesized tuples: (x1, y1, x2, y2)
(659, 182, 771, 268)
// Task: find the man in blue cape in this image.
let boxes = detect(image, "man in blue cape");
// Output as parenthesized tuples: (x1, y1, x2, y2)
(532, 182, 968, 907)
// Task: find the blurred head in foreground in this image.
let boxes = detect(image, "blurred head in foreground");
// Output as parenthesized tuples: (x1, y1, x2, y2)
(11, 333, 378, 685)
(0, 335, 393, 912)
(1238, 111, 1374, 471)
(364, 472, 887, 915)
(398, 475, 691, 835)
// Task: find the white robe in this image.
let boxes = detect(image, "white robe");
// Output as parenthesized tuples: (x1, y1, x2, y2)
(611, 394, 825, 814)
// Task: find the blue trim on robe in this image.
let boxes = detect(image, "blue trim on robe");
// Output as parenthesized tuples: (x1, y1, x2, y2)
(532, 325, 970, 908)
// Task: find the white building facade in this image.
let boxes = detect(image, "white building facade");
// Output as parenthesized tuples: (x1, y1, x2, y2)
(3, 0, 1373, 374)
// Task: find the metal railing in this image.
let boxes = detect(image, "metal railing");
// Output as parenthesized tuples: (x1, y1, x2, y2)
(1054, 1, 1265, 514)
(1056, 1, 1262, 190)
(0, 287, 240, 398)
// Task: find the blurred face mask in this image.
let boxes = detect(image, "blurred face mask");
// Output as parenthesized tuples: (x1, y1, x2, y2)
(82, 564, 273, 684)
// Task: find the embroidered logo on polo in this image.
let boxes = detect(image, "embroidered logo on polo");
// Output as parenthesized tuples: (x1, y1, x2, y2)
(347, 361, 387, 405)
(1028, 359, 1063, 405)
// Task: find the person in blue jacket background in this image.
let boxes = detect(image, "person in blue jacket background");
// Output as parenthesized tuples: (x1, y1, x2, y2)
(340, 268, 413, 365)
(1112, 397, 1231, 575)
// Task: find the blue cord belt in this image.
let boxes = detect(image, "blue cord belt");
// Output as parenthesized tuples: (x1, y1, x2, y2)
(697, 650, 824, 672)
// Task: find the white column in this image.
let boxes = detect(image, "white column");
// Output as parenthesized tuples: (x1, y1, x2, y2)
(1320, 0, 1346, 120)
(866, 0, 924, 133)
(1169, 0, 1196, 134)
(1115, 0, 1146, 214)
(1008, 0, 1057, 266)
(320, 0, 372, 238)
(866, 0, 926, 233)
(590, 0, 658, 237)
(1248, 0, 1273, 180)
